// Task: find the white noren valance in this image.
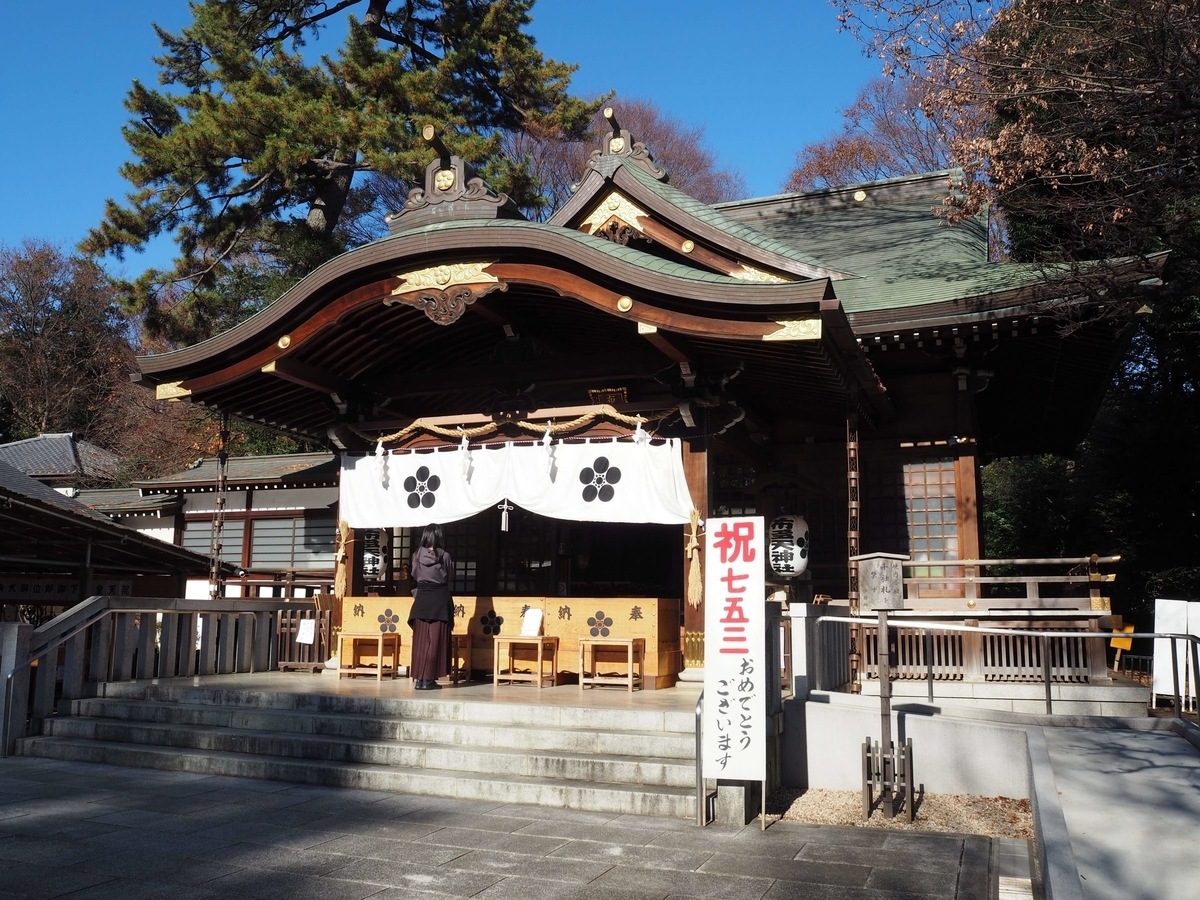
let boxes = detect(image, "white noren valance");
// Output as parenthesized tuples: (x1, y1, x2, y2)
(339, 438, 693, 528)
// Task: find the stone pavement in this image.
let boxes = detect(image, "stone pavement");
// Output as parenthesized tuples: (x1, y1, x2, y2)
(1043, 725, 1200, 900)
(0, 757, 992, 900)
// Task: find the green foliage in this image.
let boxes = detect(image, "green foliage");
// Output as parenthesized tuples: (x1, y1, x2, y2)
(982, 301, 1200, 618)
(982, 455, 1081, 561)
(0, 242, 132, 442)
(85, 0, 596, 345)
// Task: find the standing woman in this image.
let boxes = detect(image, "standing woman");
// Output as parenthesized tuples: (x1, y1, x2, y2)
(408, 523, 453, 690)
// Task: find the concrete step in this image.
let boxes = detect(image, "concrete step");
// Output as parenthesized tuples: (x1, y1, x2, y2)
(41, 716, 695, 787)
(16, 736, 696, 818)
(67, 697, 696, 759)
(98, 682, 696, 734)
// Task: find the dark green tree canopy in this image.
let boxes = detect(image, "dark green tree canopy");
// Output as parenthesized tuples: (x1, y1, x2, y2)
(84, 0, 596, 344)
(0, 242, 131, 443)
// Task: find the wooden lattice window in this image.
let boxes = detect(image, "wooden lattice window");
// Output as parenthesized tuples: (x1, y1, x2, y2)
(712, 457, 757, 516)
(863, 456, 966, 596)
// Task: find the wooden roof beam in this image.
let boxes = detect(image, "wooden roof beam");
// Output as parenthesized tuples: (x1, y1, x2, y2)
(367, 354, 661, 399)
(261, 358, 349, 398)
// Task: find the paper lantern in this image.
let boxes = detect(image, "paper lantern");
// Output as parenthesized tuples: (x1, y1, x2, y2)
(768, 515, 809, 577)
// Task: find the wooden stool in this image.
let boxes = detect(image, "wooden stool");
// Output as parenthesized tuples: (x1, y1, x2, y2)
(578, 637, 645, 691)
(493, 636, 559, 688)
(450, 633, 472, 685)
(337, 631, 400, 680)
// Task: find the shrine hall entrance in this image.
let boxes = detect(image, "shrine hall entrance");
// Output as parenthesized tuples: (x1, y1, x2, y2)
(377, 507, 684, 602)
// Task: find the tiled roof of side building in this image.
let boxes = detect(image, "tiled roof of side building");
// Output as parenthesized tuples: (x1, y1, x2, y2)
(0, 460, 117, 525)
(0, 433, 120, 481)
(133, 452, 338, 491)
(75, 487, 182, 515)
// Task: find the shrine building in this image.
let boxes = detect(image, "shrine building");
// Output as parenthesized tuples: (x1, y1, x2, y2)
(131, 113, 1159, 687)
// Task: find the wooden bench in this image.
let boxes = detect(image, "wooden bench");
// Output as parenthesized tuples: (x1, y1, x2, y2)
(578, 637, 645, 691)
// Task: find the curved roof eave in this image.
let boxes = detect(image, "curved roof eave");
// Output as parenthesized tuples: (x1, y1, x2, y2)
(137, 218, 835, 378)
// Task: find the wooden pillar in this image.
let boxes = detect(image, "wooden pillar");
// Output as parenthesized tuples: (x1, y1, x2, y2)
(954, 451, 981, 561)
(349, 528, 366, 597)
(682, 441, 708, 672)
(847, 419, 862, 693)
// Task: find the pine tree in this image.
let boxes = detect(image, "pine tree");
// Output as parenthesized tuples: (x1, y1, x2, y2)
(83, 0, 596, 344)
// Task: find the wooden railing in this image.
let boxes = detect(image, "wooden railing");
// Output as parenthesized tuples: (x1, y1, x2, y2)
(820, 614, 1200, 716)
(1, 595, 315, 755)
(903, 555, 1119, 611)
(860, 621, 1100, 683)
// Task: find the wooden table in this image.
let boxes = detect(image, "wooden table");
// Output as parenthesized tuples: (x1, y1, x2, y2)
(450, 633, 471, 685)
(337, 631, 401, 680)
(578, 637, 645, 691)
(493, 636, 559, 688)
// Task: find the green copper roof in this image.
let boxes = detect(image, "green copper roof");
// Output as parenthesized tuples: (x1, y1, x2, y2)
(378, 216, 788, 286)
(712, 172, 1046, 316)
(615, 161, 840, 274)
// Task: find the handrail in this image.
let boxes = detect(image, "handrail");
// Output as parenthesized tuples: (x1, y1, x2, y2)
(3, 595, 316, 758)
(695, 690, 706, 827)
(906, 556, 1121, 567)
(28, 595, 310, 660)
(815, 615, 1200, 716)
(3, 606, 117, 758)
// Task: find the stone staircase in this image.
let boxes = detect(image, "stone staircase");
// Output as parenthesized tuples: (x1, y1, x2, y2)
(16, 682, 698, 818)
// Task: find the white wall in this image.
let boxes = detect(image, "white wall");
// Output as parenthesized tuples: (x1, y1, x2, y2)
(785, 691, 1032, 798)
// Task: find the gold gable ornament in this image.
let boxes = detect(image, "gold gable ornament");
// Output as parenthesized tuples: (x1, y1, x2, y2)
(385, 262, 507, 325)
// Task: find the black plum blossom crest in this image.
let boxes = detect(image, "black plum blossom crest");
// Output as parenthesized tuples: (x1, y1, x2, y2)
(587, 611, 613, 637)
(403, 465, 440, 509)
(579, 457, 621, 502)
(480, 610, 504, 636)
(378, 609, 400, 633)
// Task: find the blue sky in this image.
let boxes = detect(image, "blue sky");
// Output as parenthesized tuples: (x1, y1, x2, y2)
(0, 1, 881, 277)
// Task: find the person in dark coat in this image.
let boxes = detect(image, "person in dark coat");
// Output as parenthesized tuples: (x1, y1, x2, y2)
(409, 523, 453, 690)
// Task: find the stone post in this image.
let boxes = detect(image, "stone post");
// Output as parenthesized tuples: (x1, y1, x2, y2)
(0, 623, 33, 754)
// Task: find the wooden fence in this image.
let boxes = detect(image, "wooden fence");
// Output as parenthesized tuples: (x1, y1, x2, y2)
(857, 620, 1105, 683)
(2, 595, 317, 754)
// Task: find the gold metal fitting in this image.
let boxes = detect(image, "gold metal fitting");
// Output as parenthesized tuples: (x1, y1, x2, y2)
(616, 296, 633, 313)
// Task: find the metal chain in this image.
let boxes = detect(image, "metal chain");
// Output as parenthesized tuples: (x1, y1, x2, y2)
(208, 413, 230, 599)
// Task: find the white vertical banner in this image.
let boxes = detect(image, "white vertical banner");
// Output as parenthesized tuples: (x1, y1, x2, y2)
(702, 516, 766, 781)
(1153, 598, 1188, 699)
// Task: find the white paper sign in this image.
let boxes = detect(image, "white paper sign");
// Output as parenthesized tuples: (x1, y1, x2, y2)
(295, 618, 316, 645)
(703, 516, 766, 781)
(1153, 598, 1187, 699)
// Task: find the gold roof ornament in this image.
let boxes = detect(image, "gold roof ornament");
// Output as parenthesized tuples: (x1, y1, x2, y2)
(763, 319, 823, 341)
(155, 381, 191, 401)
(385, 262, 506, 325)
(731, 264, 791, 284)
(582, 192, 650, 236)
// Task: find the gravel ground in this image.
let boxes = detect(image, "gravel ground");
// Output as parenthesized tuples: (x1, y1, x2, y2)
(770, 787, 1034, 839)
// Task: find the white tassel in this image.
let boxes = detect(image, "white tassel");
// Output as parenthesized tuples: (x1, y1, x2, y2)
(498, 499, 513, 531)
(541, 424, 555, 474)
(459, 430, 472, 477)
(374, 441, 389, 488)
